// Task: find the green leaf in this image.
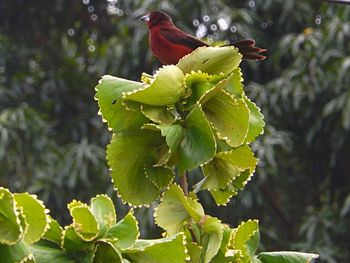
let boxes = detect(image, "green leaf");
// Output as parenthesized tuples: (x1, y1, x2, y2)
(141, 105, 177, 124)
(61, 225, 93, 252)
(155, 184, 204, 235)
(158, 124, 183, 152)
(31, 242, 76, 263)
(177, 103, 216, 173)
(177, 46, 242, 76)
(141, 72, 154, 84)
(124, 233, 187, 263)
(244, 96, 265, 143)
(231, 219, 260, 259)
(125, 65, 185, 106)
(95, 76, 147, 131)
(211, 227, 234, 263)
(144, 159, 174, 189)
(203, 91, 249, 147)
(0, 188, 22, 244)
(210, 169, 255, 205)
(197, 75, 234, 106)
(105, 212, 139, 250)
(96, 75, 144, 98)
(68, 201, 99, 241)
(0, 241, 31, 263)
(209, 189, 234, 206)
(21, 255, 35, 263)
(257, 251, 319, 263)
(222, 67, 244, 98)
(156, 124, 183, 167)
(14, 193, 49, 244)
(93, 241, 123, 263)
(107, 130, 163, 206)
(196, 145, 257, 191)
(186, 242, 202, 263)
(90, 195, 116, 236)
(43, 217, 63, 245)
(183, 71, 224, 108)
(201, 216, 223, 263)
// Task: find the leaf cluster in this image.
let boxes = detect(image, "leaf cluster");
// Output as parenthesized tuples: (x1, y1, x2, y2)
(96, 46, 264, 207)
(0, 187, 188, 263)
(0, 186, 318, 263)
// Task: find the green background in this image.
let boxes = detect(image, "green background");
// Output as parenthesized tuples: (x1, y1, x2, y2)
(0, 1, 349, 262)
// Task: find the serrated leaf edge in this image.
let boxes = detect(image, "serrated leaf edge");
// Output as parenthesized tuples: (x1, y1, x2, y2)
(153, 184, 203, 231)
(90, 194, 117, 228)
(121, 65, 180, 100)
(231, 219, 259, 256)
(244, 95, 265, 142)
(14, 193, 51, 245)
(0, 187, 23, 245)
(205, 90, 249, 148)
(67, 202, 100, 241)
(18, 253, 35, 263)
(177, 46, 241, 68)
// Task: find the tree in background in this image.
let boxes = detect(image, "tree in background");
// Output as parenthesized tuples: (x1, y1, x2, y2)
(0, 0, 349, 262)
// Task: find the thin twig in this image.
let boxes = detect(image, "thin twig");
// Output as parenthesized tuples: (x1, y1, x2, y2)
(187, 223, 198, 243)
(180, 171, 198, 242)
(180, 172, 189, 196)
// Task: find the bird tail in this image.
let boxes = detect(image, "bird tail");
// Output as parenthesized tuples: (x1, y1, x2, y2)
(222, 39, 267, 61)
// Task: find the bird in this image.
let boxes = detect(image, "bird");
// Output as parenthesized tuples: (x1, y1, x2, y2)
(140, 10, 266, 65)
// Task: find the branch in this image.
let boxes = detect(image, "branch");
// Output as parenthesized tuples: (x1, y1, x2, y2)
(180, 171, 189, 196)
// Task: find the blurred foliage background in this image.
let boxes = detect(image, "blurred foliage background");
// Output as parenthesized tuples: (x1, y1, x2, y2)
(0, 0, 349, 262)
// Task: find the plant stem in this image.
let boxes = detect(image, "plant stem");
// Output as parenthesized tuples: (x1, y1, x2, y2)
(180, 171, 189, 196)
(188, 222, 198, 243)
(180, 171, 198, 243)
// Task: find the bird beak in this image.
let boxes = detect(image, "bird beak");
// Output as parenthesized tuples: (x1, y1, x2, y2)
(140, 14, 150, 22)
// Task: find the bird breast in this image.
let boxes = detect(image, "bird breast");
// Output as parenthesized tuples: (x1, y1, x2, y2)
(149, 27, 194, 65)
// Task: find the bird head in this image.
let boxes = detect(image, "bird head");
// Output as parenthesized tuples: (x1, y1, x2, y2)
(140, 11, 172, 28)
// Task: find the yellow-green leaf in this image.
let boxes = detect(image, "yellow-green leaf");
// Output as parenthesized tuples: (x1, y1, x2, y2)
(43, 216, 63, 245)
(90, 195, 117, 236)
(257, 251, 319, 263)
(183, 71, 224, 108)
(68, 201, 99, 241)
(155, 184, 204, 235)
(186, 242, 202, 263)
(93, 241, 123, 263)
(0, 241, 31, 263)
(177, 46, 242, 76)
(141, 105, 177, 125)
(203, 91, 249, 148)
(211, 227, 234, 262)
(0, 188, 22, 245)
(32, 242, 76, 263)
(244, 96, 265, 143)
(124, 233, 187, 263)
(107, 130, 163, 206)
(209, 169, 256, 205)
(177, 104, 216, 173)
(201, 216, 223, 263)
(125, 65, 185, 106)
(62, 225, 92, 252)
(222, 67, 244, 98)
(14, 193, 49, 244)
(105, 212, 139, 250)
(196, 145, 257, 191)
(95, 76, 147, 132)
(231, 219, 260, 259)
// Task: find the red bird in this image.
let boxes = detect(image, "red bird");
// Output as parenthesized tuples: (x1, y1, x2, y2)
(140, 10, 266, 65)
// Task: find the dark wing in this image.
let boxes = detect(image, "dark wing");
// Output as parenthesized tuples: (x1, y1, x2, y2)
(222, 39, 267, 60)
(159, 26, 209, 50)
